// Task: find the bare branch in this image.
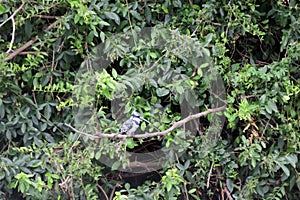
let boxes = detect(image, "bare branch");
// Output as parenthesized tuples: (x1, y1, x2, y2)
(3, 36, 38, 61)
(97, 184, 109, 200)
(223, 185, 234, 200)
(33, 14, 60, 19)
(0, 1, 28, 53)
(2, 20, 60, 62)
(18, 51, 39, 55)
(206, 161, 214, 189)
(0, 1, 27, 28)
(65, 105, 226, 139)
(6, 17, 15, 53)
(109, 183, 121, 200)
(59, 176, 72, 191)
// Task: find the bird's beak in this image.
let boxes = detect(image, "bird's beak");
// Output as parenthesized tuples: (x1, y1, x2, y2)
(140, 117, 151, 124)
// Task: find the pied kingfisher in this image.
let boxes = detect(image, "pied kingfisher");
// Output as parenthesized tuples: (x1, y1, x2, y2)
(118, 111, 150, 134)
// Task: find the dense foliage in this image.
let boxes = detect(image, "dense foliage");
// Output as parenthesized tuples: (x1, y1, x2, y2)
(0, 0, 299, 199)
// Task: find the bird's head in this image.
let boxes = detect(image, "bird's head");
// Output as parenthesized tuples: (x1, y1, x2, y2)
(130, 110, 150, 124)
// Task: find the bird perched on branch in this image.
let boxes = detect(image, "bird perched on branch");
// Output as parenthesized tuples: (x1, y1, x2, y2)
(118, 111, 150, 134)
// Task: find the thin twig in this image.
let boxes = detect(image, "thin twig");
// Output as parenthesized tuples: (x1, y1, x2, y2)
(261, 118, 270, 138)
(183, 181, 189, 200)
(195, 19, 222, 26)
(32, 91, 38, 106)
(190, 26, 199, 37)
(34, 14, 60, 19)
(115, 138, 126, 153)
(143, 51, 168, 73)
(0, 141, 10, 154)
(97, 184, 109, 200)
(6, 17, 15, 53)
(291, 75, 299, 84)
(125, 0, 136, 47)
(109, 183, 121, 200)
(18, 51, 39, 55)
(235, 48, 270, 65)
(223, 185, 233, 200)
(206, 161, 214, 189)
(65, 105, 227, 139)
(58, 176, 72, 190)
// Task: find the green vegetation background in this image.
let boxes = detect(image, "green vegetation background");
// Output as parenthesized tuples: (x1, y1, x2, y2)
(0, 0, 299, 199)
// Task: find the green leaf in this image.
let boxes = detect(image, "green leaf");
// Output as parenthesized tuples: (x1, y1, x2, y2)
(44, 104, 51, 120)
(6, 130, 11, 140)
(166, 181, 172, 192)
(100, 32, 105, 42)
(99, 20, 110, 26)
(104, 11, 120, 25)
(277, 161, 290, 176)
(184, 160, 190, 169)
(21, 123, 26, 133)
(286, 154, 298, 168)
(111, 161, 121, 171)
(125, 138, 138, 149)
(265, 103, 272, 114)
(112, 68, 118, 79)
(39, 123, 47, 131)
(176, 163, 184, 170)
(197, 67, 203, 77)
(19, 183, 26, 193)
(43, 132, 54, 143)
(22, 96, 37, 108)
(34, 137, 43, 147)
(175, 85, 184, 94)
(162, 3, 169, 13)
(141, 121, 146, 131)
(267, 100, 278, 113)
(95, 151, 101, 160)
(36, 110, 41, 120)
(260, 94, 266, 104)
(0, 4, 6, 14)
(149, 52, 157, 59)
(226, 178, 234, 193)
(130, 10, 142, 20)
(203, 33, 213, 46)
(125, 183, 130, 190)
(256, 184, 266, 196)
(74, 14, 80, 24)
(156, 87, 169, 97)
(0, 171, 5, 180)
(87, 31, 94, 43)
(145, 5, 152, 23)
(188, 188, 196, 194)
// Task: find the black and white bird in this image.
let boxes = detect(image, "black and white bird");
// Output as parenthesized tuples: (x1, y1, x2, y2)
(118, 111, 150, 134)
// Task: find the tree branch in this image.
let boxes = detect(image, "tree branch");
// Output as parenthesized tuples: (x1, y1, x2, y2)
(65, 105, 226, 139)
(6, 17, 15, 53)
(223, 185, 233, 200)
(34, 14, 60, 19)
(206, 161, 214, 189)
(97, 184, 109, 200)
(0, 1, 27, 28)
(2, 20, 60, 61)
(0, 1, 28, 53)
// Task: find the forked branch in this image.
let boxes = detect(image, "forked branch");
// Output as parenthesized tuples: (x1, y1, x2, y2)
(2, 18, 61, 62)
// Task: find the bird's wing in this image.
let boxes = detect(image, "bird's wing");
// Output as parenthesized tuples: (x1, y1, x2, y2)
(119, 119, 133, 134)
